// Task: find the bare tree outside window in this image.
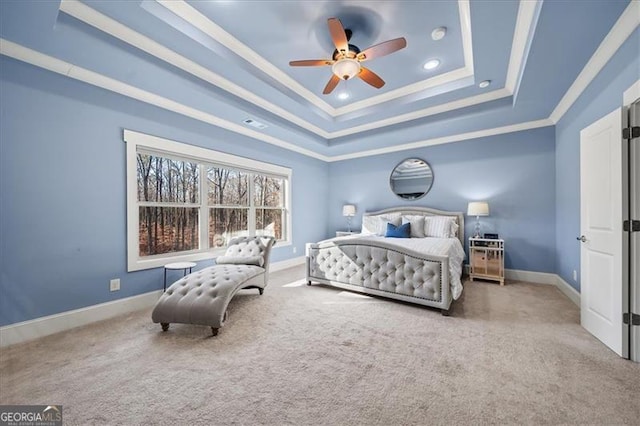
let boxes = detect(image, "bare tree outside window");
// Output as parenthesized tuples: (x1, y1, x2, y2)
(137, 153, 199, 256)
(135, 150, 288, 259)
(208, 167, 249, 246)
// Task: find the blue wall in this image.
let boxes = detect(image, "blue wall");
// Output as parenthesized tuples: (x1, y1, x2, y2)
(0, 57, 329, 326)
(327, 127, 557, 273)
(555, 27, 639, 291)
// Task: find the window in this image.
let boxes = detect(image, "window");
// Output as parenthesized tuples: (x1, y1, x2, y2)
(125, 130, 291, 271)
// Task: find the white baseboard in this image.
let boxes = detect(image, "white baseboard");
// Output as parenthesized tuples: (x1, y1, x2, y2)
(464, 265, 580, 306)
(554, 275, 581, 307)
(0, 256, 307, 347)
(504, 268, 558, 285)
(270, 255, 305, 272)
(0, 290, 162, 348)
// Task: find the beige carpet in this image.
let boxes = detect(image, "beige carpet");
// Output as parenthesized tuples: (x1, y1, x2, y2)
(1, 265, 639, 425)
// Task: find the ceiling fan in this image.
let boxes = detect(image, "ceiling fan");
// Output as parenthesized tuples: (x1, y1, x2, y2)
(289, 18, 407, 95)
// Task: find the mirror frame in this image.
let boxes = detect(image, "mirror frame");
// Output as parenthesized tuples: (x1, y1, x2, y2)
(389, 157, 434, 201)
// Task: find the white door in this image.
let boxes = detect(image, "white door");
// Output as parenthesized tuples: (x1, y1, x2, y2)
(580, 107, 625, 356)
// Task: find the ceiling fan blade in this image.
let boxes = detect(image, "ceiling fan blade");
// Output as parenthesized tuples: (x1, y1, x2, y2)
(323, 74, 341, 94)
(289, 59, 334, 67)
(328, 18, 349, 53)
(358, 37, 407, 61)
(358, 67, 385, 89)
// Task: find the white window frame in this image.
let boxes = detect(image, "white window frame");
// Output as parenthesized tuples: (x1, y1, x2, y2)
(125, 129, 292, 272)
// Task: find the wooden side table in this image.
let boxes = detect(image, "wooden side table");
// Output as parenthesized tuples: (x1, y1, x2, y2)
(469, 238, 505, 285)
(164, 262, 197, 292)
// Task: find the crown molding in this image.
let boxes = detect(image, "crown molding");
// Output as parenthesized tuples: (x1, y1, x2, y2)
(58, 0, 532, 140)
(505, 0, 540, 94)
(155, 0, 335, 116)
(58, 0, 333, 139)
(549, 0, 639, 124)
(329, 88, 511, 139)
(0, 38, 331, 161)
(327, 118, 554, 162)
(6, 0, 639, 166)
(155, 0, 475, 118)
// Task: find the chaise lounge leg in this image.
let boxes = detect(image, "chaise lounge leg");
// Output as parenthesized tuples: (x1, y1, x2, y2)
(307, 280, 312, 286)
(211, 327, 219, 336)
(258, 288, 264, 295)
(441, 309, 450, 316)
(161, 323, 170, 331)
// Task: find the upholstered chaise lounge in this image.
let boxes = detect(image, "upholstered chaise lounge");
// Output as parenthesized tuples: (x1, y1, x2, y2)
(152, 236, 276, 336)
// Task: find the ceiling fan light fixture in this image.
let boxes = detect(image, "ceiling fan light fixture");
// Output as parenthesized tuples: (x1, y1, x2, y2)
(337, 92, 350, 100)
(332, 58, 361, 80)
(431, 27, 447, 41)
(423, 59, 440, 70)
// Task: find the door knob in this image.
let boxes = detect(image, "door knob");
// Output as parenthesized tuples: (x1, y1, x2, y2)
(576, 235, 587, 242)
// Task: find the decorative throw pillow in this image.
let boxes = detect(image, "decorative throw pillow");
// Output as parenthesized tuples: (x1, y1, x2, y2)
(425, 216, 457, 238)
(362, 214, 402, 236)
(385, 222, 411, 238)
(402, 215, 426, 238)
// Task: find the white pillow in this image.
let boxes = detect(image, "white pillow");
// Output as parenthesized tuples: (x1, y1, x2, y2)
(401, 215, 426, 238)
(425, 216, 457, 238)
(362, 214, 402, 236)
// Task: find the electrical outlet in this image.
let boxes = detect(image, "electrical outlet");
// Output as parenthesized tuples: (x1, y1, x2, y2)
(110, 278, 120, 292)
(293, 246, 297, 254)
(573, 270, 578, 281)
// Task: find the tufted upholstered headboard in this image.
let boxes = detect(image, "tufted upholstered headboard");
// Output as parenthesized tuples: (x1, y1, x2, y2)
(363, 207, 465, 247)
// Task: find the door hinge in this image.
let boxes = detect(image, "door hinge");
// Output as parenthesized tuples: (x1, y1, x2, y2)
(623, 220, 640, 232)
(622, 126, 640, 139)
(623, 313, 640, 326)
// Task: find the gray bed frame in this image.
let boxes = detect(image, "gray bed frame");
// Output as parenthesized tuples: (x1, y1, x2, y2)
(305, 207, 464, 315)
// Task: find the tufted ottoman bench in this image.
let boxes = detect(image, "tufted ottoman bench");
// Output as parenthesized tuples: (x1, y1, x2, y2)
(152, 236, 275, 336)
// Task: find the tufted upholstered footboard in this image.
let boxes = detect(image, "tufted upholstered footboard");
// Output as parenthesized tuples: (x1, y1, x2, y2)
(306, 238, 452, 313)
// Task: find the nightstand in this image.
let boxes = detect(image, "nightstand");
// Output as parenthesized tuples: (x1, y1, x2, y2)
(336, 231, 357, 237)
(469, 237, 505, 285)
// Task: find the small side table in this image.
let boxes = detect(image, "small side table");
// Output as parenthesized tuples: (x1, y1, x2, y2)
(469, 238, 505, 285)
(163, 262, 196, 292)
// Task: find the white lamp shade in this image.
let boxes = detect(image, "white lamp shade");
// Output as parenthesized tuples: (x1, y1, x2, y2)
(467, 201, 489, 216)
(342, 204, 356, 216)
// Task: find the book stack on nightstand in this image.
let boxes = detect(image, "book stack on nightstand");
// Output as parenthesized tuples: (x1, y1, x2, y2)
(469, 237, 505, 285)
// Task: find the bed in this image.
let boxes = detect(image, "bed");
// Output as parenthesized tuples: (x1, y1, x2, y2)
(305, 207, 465, 315)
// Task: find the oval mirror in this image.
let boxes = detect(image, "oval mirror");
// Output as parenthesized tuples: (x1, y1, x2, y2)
(390, 158, 434, 200)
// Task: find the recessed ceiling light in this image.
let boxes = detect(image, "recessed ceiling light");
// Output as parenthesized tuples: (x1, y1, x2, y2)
(337, 92, 350, 100)
(479, 80, 491, 88)
(423, 59, 440, 70)
(431, 27, 447, 41)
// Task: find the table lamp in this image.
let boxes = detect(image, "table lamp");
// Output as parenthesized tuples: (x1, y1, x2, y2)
(342, 204, 356, 232)
(467, 201, 489, 238)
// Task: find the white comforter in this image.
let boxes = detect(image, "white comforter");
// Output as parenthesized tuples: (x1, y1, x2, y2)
(329, 234, 466, 300)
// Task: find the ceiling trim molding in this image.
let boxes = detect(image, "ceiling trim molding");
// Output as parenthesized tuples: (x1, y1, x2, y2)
(327, 118, 554, 162)
(155, 0, 335, 116)
(0, 38, 331, 162)
(57, 0, 530, 141)
(155, 0, 475, 118)
(505, 0, 540, 93)
(459, 0, 474, 74)
(58, 0, 332, 139)
(549, 0, 639, 124)
(329, 88, 511, 139)
(0, 38, 554, 164)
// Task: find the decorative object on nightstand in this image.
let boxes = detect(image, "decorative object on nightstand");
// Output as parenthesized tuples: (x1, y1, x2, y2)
(342, 204, 356, 232)
(469, 237, 504, 285)
(467, 201, 489, 238)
